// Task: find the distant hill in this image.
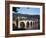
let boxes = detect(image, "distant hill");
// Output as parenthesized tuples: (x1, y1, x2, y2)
(13, 13, 40, 21)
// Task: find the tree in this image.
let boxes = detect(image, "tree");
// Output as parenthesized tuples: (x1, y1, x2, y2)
(13, 7, 20, 12)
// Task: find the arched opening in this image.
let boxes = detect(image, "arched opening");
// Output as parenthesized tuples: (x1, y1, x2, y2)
(31, 22, 32, 27)
(13, 23, 15, 30)
(13, 23, 18, 30)
(33, 21, 35, 29)
(26, 22, 29, 28)
(20, 22, 25, 30)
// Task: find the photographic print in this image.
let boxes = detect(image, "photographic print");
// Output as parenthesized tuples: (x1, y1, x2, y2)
(12, 7, 40, 31)
(5, 1, 45, 37)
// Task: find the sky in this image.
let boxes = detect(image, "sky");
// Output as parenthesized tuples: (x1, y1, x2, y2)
(13, 7, 40, 15)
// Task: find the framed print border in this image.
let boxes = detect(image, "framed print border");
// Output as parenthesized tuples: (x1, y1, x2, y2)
(5, 1, 45, 37)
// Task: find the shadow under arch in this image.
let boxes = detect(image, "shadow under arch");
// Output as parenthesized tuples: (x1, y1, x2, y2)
(20, 22, 25, 30)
